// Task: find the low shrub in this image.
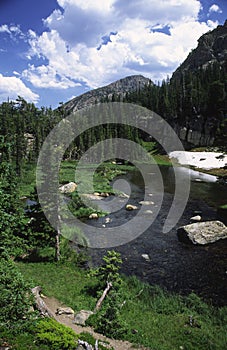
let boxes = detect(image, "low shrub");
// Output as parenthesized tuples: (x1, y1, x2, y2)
(36, 318, 78, 350)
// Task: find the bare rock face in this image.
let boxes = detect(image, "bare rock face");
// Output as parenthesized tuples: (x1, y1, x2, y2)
(62, 75, 152, 114)
(177, 221, 227, 245)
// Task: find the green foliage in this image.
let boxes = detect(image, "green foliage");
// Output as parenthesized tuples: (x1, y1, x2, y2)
(16, 261, 227, 350)
(90, 250, 123, 289)
(36, 318, 78, 350)
(87, 251, 128, 338)
(0, 257, 33, 324)
(59, 237, 89, 267)
(17, 262, 95, 312)
(0, 162, 30, 258)
(0, 319, 42, 350)
(87, 292, 128, 339)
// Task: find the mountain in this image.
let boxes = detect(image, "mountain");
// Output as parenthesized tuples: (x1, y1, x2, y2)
(61, 22, 227, 148)
(170, 20, 227, 147)
(173, 20, 227, 77)
(62, 75, 152, 114)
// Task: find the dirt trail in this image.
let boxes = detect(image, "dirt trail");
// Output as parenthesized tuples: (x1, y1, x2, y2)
(44, 296, 149, 350)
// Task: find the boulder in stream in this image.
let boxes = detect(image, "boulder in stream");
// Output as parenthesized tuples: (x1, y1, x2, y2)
(126, 204, 138, 211)
(177, 221, 227, 245)
(59, 182, 77, 193)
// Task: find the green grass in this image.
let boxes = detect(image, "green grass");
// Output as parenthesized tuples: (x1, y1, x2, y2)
(18, 162, 37, 196)
(17, 262, 97, 312)
(19, 156, 172, 197)
(219, 204, 227, 209)
(16, 261, 227, 350)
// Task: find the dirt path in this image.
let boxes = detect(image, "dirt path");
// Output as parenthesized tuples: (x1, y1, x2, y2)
(44, 296, 149, 350)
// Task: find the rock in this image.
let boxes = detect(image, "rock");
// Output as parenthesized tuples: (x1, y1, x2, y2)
(194, 178, 202, 182)
(59, 182, 77, 193)
(105, 217, 111, 223)
(119, 192, 130, 198)
(93, 192, 100, 196)
(89, 213, 98, 219)
(190, 215, 202, 222)
(177, 221, 227, 245)
(56, 307, 74, 315)
(144, 210, 153, 214)
(126, 204, 138, 211)
(139, 200, 154, 205)
(73, 310, 94, 325)
(100, 192, 109, 197)
(142, 254, 150, 262)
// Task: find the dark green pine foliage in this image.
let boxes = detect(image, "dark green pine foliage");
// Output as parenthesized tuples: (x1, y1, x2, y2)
(0, 158, 30, 258)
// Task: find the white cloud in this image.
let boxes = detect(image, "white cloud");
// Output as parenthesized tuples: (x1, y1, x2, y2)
(0, 24, 25, 41)
(22, 64, 78, 89)
(209, 4, 222, 14)
(0, 74, 39, 104)
(22, 0, 219, 90)
(0, 24, 11, 34)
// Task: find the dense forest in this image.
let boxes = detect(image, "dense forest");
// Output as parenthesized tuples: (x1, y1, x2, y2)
(0, 59, 226, 178)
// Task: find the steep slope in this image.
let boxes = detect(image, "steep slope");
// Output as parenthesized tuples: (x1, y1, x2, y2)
(168, 21, 227, 147)
(173, 20, 227, 77)
(63, 75, 152, 114)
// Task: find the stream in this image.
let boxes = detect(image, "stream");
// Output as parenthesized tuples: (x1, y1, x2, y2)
(86, 165, 227, 306)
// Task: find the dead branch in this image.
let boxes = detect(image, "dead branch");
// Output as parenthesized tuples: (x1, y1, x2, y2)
(94, 282, 112, 312)
(78, 339, 96, 349)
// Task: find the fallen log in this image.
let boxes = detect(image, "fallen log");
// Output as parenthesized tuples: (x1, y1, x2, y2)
(31, 286, 55, 318)
(94, 282, 112, 312)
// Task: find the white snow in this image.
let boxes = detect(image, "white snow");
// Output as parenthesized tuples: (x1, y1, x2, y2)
(169, 151, 227, 170)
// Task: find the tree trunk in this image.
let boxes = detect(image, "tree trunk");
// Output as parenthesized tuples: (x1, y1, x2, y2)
(55, 228, 60, 262)
(94, 282, 112, 312)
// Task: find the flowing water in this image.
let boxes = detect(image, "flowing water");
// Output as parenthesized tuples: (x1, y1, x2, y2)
(86, 165, 227, 306)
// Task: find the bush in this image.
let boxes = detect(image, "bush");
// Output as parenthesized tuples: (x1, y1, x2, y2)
(0, 257, 33, 324)
(90, 250, 123, 290)
(88, 292, 128, 339)
(36, 318, 78, 350)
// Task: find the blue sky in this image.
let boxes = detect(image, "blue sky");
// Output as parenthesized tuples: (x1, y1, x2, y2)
(0, 0, 226, 108)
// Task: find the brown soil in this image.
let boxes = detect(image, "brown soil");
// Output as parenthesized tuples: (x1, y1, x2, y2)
(44, 295, 149, 350)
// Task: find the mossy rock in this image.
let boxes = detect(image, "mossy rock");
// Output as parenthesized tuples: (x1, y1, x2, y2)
(217, 205, 227, 225)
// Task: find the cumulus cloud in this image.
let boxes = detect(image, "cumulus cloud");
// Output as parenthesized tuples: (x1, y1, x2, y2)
(22, 0, 218, 89)
(0, 74, 39, 104)
(22, 64, 79, 89)
(209, 4, 222, 14)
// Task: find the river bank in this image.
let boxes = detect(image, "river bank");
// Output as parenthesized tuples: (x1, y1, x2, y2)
(169, 150, 227, 179)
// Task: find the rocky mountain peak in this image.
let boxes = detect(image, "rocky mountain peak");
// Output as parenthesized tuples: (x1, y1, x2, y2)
(173, 21, 227, 76)
(62, 75, 152, 114)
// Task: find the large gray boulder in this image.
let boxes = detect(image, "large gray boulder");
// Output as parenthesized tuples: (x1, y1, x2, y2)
(73, 310, 94, 325)
(177, 221, 227, 245)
